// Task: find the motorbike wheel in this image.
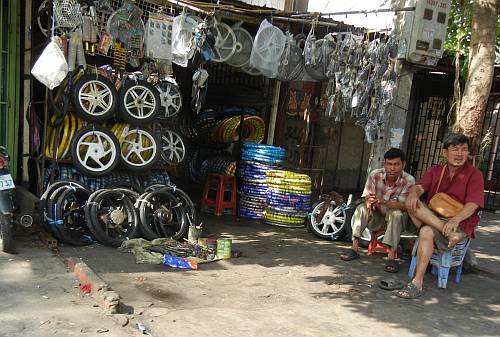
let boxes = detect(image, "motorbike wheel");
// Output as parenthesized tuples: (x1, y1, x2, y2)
(137, 190, 187, 240)
(85, 189, 140, 247)
(0, 214, 13, 253)
(73, 74, 118, 123)
(119, 80, 161, 125)
(307, 200, 348, 240)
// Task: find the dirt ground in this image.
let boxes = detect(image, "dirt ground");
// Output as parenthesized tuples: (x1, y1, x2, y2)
(59, 213, 500, 337)
(0, 237, 143, 337)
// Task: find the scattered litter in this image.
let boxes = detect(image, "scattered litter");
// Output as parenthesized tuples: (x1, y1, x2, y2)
(40, 320, 50, 326)
(96, 328, 109, 333)
(136, 322, 153, 336)
(8, 259, 13, 262)
(80, 283, 92, 294)
(42, 295, 49, 299)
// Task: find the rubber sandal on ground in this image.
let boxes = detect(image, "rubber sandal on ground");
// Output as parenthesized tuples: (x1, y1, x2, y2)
(396, 283, 424, 299)
(384, 259, 400, 273)
(378, 277, 405, 290)
(340, 249, 360, 261)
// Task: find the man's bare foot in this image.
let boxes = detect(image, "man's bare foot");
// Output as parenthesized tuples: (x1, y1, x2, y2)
(448, 232, 465, 248)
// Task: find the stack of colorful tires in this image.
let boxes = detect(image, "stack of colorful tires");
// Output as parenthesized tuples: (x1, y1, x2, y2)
(238, 144, 286, 219)
(264, 170, 312, 227)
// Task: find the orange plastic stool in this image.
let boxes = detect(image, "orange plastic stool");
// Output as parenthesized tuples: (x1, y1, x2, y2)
(200, 173, 237, 216)
(367, 230, 400, 258)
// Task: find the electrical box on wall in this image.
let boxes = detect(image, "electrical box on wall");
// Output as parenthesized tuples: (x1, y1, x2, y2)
(399, 0, 452, 66)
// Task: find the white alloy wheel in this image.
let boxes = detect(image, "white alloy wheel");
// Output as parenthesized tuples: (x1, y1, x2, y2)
(161, 130, 186, 165)
(309, 201, 346, 238)
(73, 129, 119, 175)
(121, 128, 159, 170)
(78, 80, 114, 117)
(156, 80, 183, 119)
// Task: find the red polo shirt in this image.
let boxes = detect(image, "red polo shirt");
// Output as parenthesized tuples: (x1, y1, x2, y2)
(418, 162, 484, 238)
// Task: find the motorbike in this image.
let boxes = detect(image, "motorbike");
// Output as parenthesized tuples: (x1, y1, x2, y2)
(0, 146, 15, 252)
(0, 146, 34, 253)
(307, 191, 372, 246)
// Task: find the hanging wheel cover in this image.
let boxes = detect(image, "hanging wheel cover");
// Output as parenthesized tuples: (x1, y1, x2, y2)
(70, 126, 121, 177)
(254, 25, 286, 63)
(226, 27, 253, 68)
(156, 79, 183, 119)
(277, 44, 304, 82)
(120, 80, 160, 125)
(120, 127, 160, 171)
(161, 130, 186, 165)
(73, 74, 118, 122)
(212, 22, 237, 63)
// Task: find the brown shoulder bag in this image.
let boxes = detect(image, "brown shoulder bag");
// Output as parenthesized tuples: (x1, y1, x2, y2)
(428, 165, 464, 218)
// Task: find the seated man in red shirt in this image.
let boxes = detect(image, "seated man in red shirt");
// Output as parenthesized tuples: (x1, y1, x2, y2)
(399, 133, 484, 299)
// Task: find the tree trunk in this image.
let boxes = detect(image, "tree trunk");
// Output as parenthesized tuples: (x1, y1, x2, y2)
(455, 0, 498, 153)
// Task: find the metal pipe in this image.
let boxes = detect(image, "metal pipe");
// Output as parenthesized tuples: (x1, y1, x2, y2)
(319, 7, 416, 16)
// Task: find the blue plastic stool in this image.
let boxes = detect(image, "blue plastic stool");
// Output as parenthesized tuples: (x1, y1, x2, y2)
(408, 237, 470, 288)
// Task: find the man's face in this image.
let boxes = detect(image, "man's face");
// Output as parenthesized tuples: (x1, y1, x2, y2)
(383, 157, 404, 179)
(443, 143, 469, 168)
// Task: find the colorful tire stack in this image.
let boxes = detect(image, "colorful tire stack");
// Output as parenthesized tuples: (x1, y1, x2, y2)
(264, 170, 312, 228)
(238, 144, 286, 219)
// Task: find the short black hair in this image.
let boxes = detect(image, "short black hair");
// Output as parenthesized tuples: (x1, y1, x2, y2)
(384, 148, 406, 162)
(443, 133, 470, 149)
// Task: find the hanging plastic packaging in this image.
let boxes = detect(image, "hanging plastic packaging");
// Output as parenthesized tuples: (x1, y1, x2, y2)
(171, 14, 197, 67)
(249, 20, 286, 78)
(145, 15, 174, 61)
(31, 37, 69, 90)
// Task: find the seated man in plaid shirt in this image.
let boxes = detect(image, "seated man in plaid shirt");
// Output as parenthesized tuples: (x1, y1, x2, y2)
(341, 148, 415, 272)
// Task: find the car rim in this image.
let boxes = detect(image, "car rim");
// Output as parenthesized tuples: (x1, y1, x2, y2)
(75, 131, 118, 173)
(78, 80, 114, 116)
(123, 85, 157, 120)
(161, 130, 186, 165)
(121, 128, 158, 167)
(310, 201, 346, 236)
(156, 81, 182, 119)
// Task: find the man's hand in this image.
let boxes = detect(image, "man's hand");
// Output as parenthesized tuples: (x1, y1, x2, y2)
(405, 192, 420, 213)
(443, 218, 460, 236)
(365, 194, 379, 210)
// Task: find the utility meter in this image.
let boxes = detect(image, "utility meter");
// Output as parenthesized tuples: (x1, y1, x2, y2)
(399, 0, 452, 65)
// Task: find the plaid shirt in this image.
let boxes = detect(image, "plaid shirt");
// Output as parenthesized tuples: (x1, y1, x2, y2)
(362, 168, 415, 203)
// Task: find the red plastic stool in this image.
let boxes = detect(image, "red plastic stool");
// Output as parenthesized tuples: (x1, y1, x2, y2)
(200, 173, 237, 216)
(367, 230, 400, 258)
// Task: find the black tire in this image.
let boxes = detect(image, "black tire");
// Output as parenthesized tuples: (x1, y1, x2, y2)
(155, 186, 197, 226)
(137, 190, 187, 240)
(119, 80, 160, 125)
(86, 189, 140, 247)
(73, 74, 118, 123)
(0, 214, 14, 253)
(120, 127, 161, 172)
(70, 126, 121, 177)
(53, 186, 93, 246)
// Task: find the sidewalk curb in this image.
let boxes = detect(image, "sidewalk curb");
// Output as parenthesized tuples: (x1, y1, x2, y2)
(65, 257, 121, 314)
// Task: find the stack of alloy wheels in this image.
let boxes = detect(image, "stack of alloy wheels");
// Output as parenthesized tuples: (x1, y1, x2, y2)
(264, 170, 312, 228)
(238, 144, 286, 219)
(41, 180, 93, 246)
(66, 73, 170, 177)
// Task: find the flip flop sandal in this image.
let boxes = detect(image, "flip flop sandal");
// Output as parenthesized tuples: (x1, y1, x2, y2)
(384, 260, 400, 273)
(340, 249, 360, 261)
(378, 277, 405, 291)
(397, 283, 424, 299)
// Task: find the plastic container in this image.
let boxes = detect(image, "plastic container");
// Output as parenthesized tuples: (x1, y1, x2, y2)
(216, 239, 232, 259)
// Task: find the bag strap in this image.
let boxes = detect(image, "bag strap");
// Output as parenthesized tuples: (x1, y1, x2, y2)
(434, 165, 447, 195)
